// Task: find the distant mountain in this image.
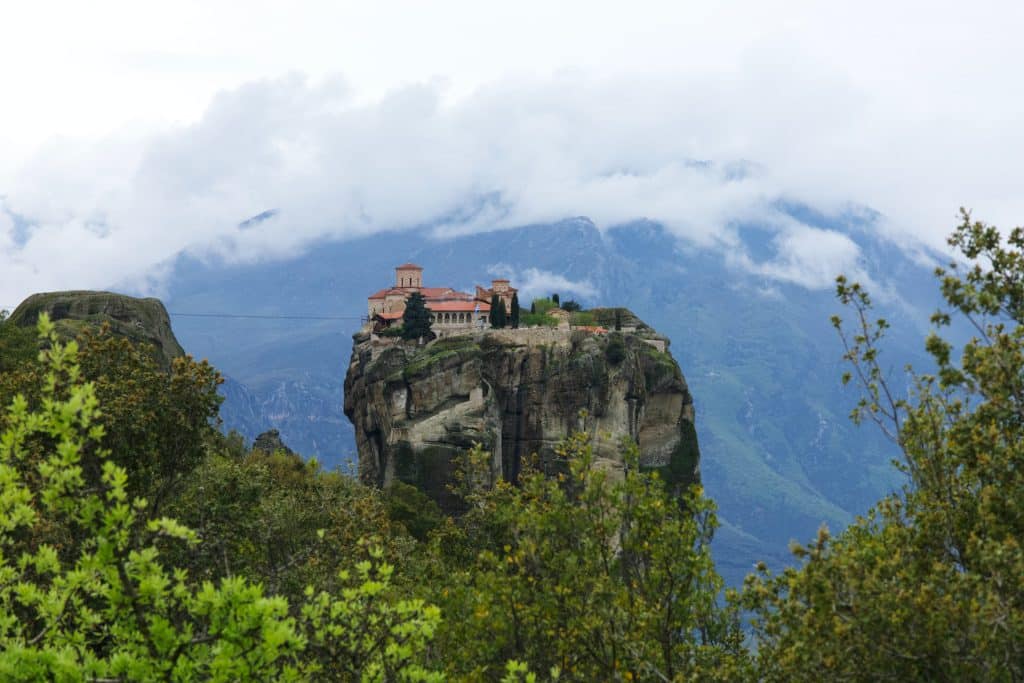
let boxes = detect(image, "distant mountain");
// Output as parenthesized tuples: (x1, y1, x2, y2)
(164, 210, 945, 584)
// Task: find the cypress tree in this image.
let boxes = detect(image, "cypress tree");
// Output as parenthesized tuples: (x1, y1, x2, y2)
(495, 298, 508, 328)
(552, 293, 560, 307)
(489, 294, 501, 328)
(401, 292, 432, 341)
(510, 292, 520, 329)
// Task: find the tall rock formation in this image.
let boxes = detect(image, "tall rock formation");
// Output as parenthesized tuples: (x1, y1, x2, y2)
(9, 291, 185, 369)
(344, 309, 699, 510)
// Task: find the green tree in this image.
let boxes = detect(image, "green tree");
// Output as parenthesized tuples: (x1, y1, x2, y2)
(552, 293, 560, 306)
(614, 309, 623, 331)
(510, 292, 520, 329)
(742, 210, 1024, 681)
(561, 300, 582, 312)
(0, 310, 36, 374)
(425, 434, 748, 680)
(0, 324, 222, 514)
(401, 291, 432, 341)
(496, 298, 508, 328)
(490, 294, 508, 329)
(0, 315, 442, 681)
(164, 446, 414, 603)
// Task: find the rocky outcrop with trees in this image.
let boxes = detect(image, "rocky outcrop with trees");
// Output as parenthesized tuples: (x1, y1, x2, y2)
(344, 311, 700, 511)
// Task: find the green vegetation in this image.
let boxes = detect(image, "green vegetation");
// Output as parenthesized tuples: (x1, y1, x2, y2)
(530, 297, 557, 316)
(560, 299, 581, 312)
(378, 324, 403, 337)
(402, 336, 481, 380)
(0, 310, 35, 374)
(401, 291, 432, 340)
(0, 315, 749, 680)
(570, 311, 595, 326)
(0, 316, 440, 681)
(425, 436, 748, 680)
(509, 292, 520, 329)
(518, 312, 559, 327)
(489, 294, 507, 328)
(740, 210, 1024, 680)
(641, 345, 680, 390)
(518, 298, 563, 327)
(605, 332, 626, 364)
(0, 323, 221, 510)
(3, 210, 1023, 679)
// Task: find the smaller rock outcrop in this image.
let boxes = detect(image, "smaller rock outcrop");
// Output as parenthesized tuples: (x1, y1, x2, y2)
(9, 291, 185, 369)
(252, 429, 296, 456)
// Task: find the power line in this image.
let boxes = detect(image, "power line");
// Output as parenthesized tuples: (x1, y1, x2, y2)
(169, 312, 364, 321)
(2, 307, 365, 322)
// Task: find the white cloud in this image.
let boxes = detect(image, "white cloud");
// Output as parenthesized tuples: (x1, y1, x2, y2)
(1, 2, 1022, 306)
(488, 265, 598, 304)
(747, 224, 868, 291)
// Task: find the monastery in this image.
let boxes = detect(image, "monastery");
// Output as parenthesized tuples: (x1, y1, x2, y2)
(367, 263, 518, 333)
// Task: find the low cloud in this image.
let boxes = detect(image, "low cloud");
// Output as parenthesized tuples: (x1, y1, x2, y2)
(751, 224, 868, 291)
(488, 265, 598, 304)
(2, 45, 1020, 306)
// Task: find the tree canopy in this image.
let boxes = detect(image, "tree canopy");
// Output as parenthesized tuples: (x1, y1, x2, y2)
(741, 210, 1024, 681)
(401, 291, 432, 341)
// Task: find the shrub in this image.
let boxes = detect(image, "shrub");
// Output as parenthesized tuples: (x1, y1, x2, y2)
(571, 311, 596, 326)
(519, 312, 559, 327)
(531, 298, 557, 316)
(605, 333, 627, 364)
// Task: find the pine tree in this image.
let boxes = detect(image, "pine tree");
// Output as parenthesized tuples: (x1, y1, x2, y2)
(510, 292, 520, 329)
(552, 293, 560, 307)
(401, 292, 432, 341)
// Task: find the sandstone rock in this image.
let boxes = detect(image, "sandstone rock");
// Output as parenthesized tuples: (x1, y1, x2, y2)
(344, 315, 699, 512)
(9, 291, 185, 370)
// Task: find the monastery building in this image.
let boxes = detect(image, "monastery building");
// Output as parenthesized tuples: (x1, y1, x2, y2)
(367, 264, 518, 333)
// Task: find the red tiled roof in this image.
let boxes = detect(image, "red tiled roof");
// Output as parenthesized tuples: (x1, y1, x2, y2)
(376, 311, 404, 320)
(576, 325, 608, 334)
(420, 287, 458, 297)
(370, 286, 461, 299)
(428, 301, 490, 312)
(395, 263, 422, 270)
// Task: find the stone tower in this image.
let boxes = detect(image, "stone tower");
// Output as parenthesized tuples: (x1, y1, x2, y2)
(395, 263, 423, 290)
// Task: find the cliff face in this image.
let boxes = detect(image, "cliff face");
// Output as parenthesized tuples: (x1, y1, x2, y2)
(344, 312, 699, 510)
(9, 291, 185, 369)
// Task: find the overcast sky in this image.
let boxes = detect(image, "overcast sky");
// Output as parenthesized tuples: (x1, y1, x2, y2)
(2, 1, 1022, 306)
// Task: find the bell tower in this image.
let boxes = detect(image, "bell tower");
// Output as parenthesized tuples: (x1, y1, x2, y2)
(395, 263, 423, 290)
